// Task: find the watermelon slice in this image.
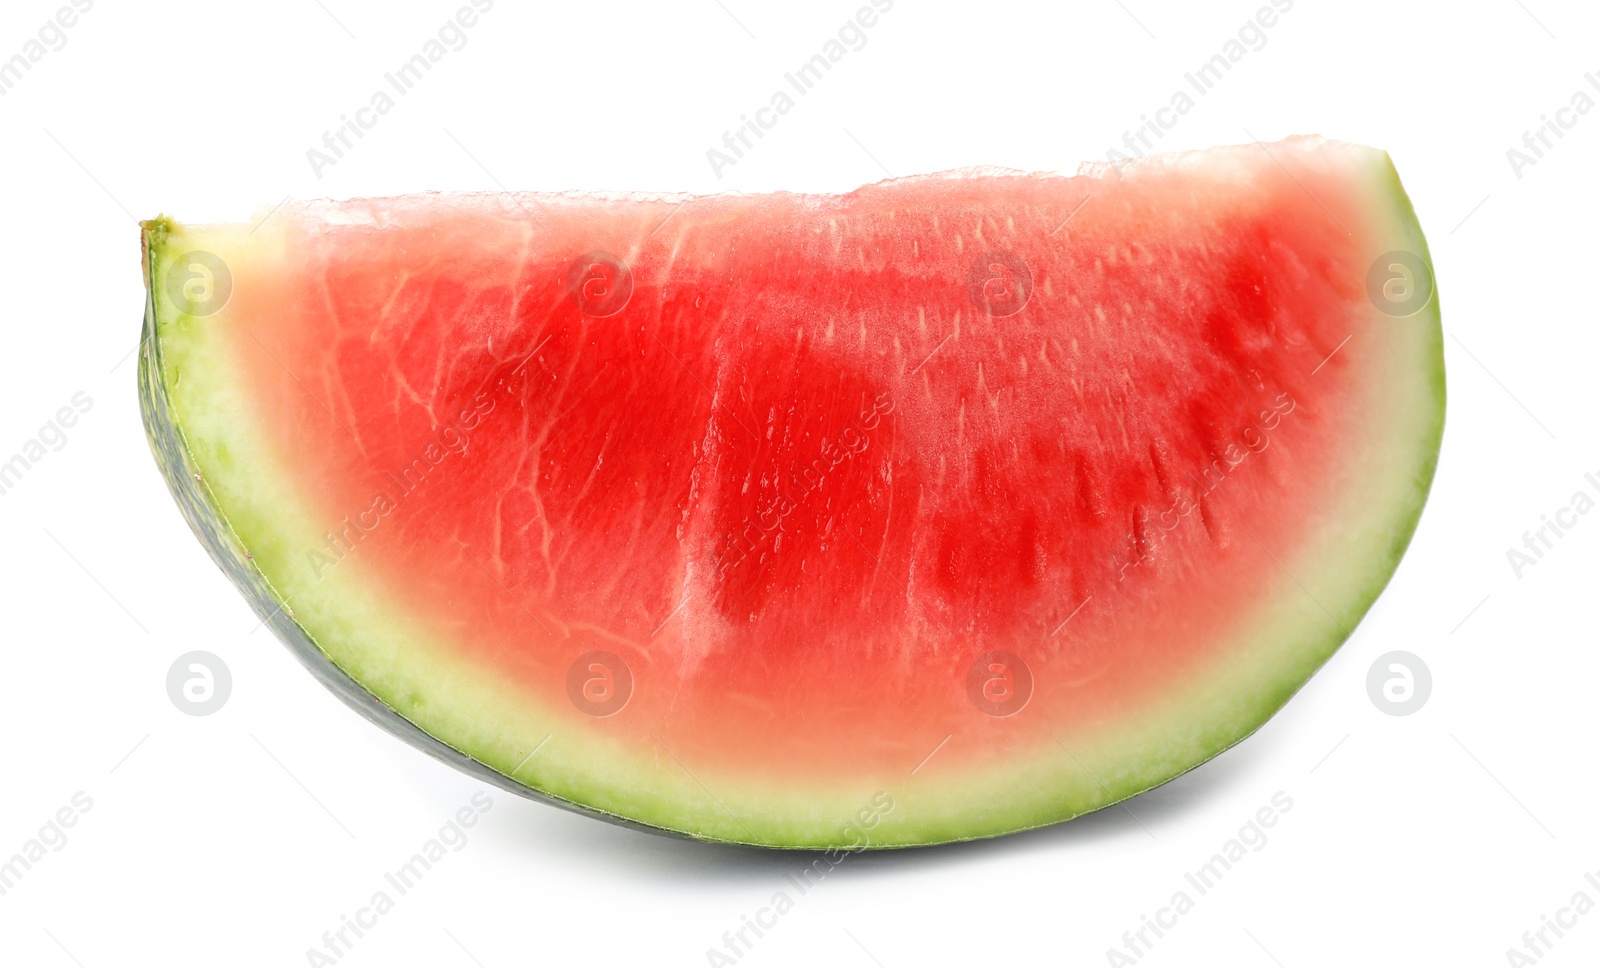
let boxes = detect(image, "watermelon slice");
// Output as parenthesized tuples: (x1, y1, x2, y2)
(139, 136, 1443, 848)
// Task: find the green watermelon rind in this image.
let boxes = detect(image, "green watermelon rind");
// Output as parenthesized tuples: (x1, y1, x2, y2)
(137, 147, 1444, 850)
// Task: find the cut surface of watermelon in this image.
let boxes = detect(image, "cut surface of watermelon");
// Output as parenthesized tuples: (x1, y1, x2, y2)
(140, 136, 1443, 848)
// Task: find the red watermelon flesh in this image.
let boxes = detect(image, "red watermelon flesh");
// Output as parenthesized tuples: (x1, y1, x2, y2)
(139, 136, 1443, 847)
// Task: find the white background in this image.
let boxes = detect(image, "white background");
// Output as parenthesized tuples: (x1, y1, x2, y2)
(1, 0, 1596, 965)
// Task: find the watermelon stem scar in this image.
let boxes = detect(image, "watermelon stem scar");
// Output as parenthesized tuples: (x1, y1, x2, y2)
(139, 136, 1443, 848)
